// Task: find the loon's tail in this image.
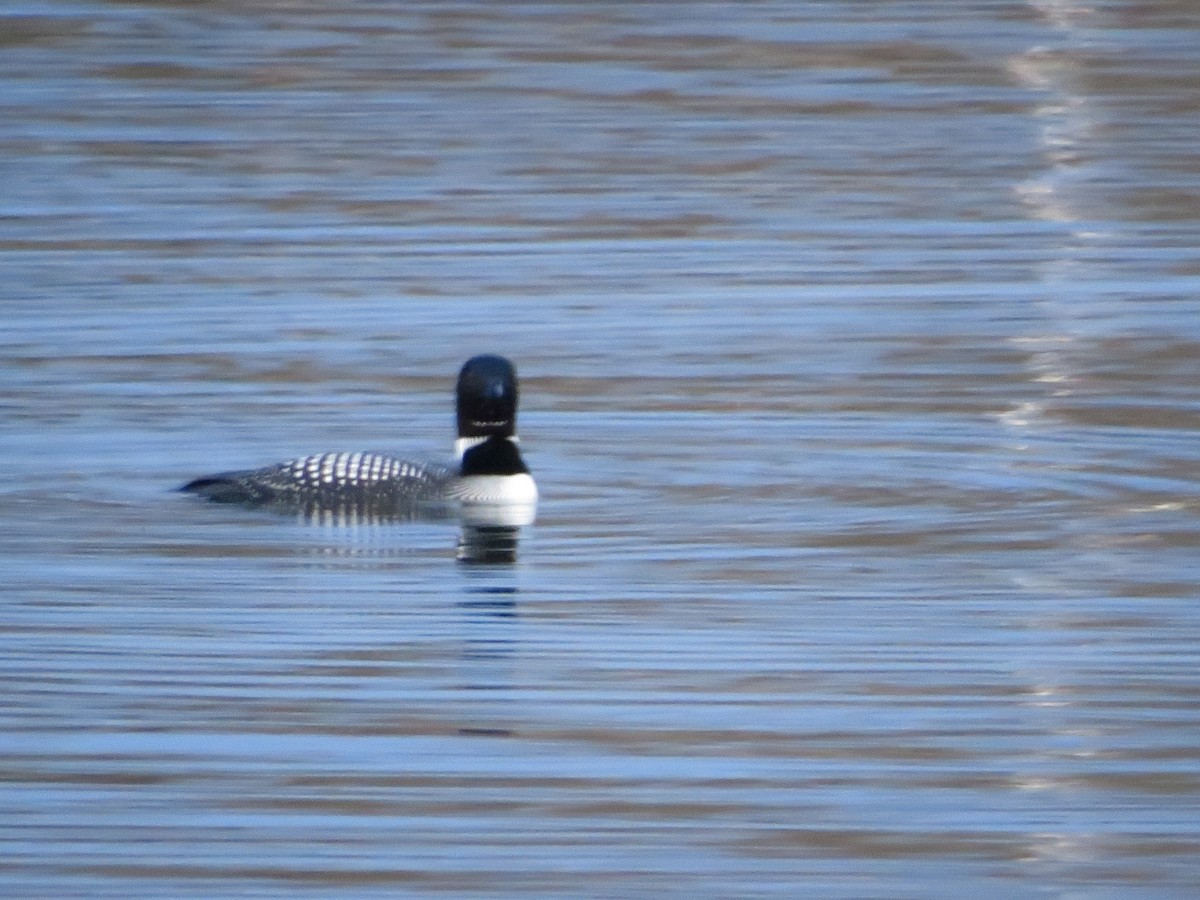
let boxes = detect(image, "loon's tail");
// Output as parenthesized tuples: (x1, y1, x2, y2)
(179, 473, 270, 505)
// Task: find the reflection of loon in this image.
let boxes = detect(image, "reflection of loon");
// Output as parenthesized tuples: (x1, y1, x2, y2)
(181, 354, 537, 522)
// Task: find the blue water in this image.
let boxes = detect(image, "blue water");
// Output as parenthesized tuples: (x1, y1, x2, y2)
(2, 1, 1200, 896)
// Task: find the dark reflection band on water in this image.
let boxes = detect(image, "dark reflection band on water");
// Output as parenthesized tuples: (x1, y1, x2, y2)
(456, 501, 537, 565)
(457, 524, 522, 565)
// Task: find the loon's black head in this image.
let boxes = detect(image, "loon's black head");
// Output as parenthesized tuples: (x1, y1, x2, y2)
(456, 354, 519, 439)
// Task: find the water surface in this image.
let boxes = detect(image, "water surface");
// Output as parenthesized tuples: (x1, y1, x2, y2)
(2, 1, 1200, 896)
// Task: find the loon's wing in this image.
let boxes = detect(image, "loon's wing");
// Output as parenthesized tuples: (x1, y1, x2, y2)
(181, 451, 455, 511)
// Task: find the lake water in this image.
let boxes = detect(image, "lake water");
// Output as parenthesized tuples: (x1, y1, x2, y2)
(2, 1, 1200, 896)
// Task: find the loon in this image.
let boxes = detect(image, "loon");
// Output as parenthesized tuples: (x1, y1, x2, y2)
(180, 354, 537, 518)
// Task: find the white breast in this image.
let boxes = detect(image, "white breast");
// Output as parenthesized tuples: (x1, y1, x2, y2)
(453, 473, 538, 505)
(453, 474, 538, 527)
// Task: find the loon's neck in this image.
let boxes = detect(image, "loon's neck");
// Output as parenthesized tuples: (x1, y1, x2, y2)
(457, 434, 529, 477)
(455, 434, 519, 462)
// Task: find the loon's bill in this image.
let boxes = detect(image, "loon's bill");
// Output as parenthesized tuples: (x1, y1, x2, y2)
(181, 354, 537, 520)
